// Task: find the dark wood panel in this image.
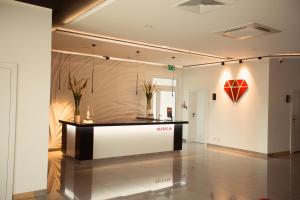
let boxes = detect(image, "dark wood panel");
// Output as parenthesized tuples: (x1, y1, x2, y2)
(75, 127, 94, 160)
(174, 124, 183, 151)
(61, 123, 67, 154)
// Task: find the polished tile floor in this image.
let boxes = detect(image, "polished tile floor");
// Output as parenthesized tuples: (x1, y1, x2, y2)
(34, 143, 300, 199)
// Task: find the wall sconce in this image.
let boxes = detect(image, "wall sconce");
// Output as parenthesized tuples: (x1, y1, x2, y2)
(286, 95, 291, 103)
(212, 93, 217, 101)
(182, 101, 188, 109)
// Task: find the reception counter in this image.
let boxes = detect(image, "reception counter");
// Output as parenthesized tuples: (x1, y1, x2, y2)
(59, 119, 188, 161)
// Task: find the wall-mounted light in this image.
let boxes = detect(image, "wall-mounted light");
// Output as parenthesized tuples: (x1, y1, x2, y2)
(239, 59, 243, 64)
(286, 95, 291, 103)
(105, 56, 110, 60)
(258, 57, 262, 60)
(221, 62, 225, 66)
(182, 101, 188, 109)
(212, 93, 217, 101)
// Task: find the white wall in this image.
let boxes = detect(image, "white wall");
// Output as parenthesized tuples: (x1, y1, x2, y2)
(268, 58, 300, 153)
(0, 1, 52, 194)
(182, 60, 269, 154)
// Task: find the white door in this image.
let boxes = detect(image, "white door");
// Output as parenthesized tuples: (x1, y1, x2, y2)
(188, 91, 208, 143)
(291, 89, 300, 153)
(0, 63, 17, 200)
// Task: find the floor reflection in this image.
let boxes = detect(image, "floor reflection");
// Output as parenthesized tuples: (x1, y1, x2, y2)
(46, 143, 300, 200)
(59, 153, 186, 200)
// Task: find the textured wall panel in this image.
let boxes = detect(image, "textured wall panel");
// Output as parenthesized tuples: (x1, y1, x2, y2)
(49, 52, 182, 149)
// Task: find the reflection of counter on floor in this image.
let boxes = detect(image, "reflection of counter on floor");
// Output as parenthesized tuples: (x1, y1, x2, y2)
(59, 119, 188, 161)
(59, 152, 185, 199)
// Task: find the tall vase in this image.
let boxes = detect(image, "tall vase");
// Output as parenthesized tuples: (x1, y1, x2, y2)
(145, 98, 153, 118)
(74, 98, 81, 123)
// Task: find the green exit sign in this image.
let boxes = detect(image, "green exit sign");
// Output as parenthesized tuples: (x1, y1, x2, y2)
(168, 65, 175, 71)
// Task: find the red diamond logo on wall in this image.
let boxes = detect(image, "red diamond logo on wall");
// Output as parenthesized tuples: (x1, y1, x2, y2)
(224, 79, 248, 102)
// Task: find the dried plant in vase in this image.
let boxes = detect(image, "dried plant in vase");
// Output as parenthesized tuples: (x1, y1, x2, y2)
(142, 80, 158, 118)
(68, 73, 88, 123)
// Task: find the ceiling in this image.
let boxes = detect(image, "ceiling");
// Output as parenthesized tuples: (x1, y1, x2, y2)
(52, 29, 226, 66)
(16, 0, 105, 27)
(25, 0, 300, 66)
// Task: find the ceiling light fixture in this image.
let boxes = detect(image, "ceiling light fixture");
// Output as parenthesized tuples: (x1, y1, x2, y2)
(54, 28, 227, 60)
(51, 49, 178, 67)
(185, 54, 300, 68)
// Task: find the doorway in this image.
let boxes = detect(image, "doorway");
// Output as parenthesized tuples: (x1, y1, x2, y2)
(188, 91, 208, 143)
(0, 63, 17, 200)
(290, 89, 300, 154)
(154, 91, 176, 120)
(152, 78, 177, 120)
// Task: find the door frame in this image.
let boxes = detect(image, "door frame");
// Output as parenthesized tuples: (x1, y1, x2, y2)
(0, 62, 17, 200)
(290, 89, 300, 154)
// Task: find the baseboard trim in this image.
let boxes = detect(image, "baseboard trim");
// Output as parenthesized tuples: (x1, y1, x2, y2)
(207, 143, 268, 159)
(13, 189, 47, 200)
(267, 151, 290, 157)
(48, 147, 61, 152)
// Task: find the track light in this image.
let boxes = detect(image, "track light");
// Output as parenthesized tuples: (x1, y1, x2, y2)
(221, 62, 225, 66)
(239, 59, 243, 64)
(258, 57, 262, 60)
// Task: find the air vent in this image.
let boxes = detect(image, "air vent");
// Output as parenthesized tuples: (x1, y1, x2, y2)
(174, 0, 238, 15)
(216, 23, 281, 40)
(178, 0, 224, 6)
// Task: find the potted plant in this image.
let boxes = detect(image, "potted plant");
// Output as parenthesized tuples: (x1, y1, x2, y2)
(68, 73, 88, 123)
(142, 80, 158, 118)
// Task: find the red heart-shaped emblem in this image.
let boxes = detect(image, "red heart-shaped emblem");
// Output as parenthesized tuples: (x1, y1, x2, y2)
(224, 79, 248, 102)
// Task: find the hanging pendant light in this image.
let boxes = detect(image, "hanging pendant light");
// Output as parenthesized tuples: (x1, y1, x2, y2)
(68, 56, 71, 90)
(135, 50, 140, 95)
(171, 56, 175, 97)
(58, 65, 61, 90)
(91, 44, 96, 94)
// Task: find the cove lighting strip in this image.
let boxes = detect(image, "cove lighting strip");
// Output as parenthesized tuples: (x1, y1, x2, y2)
(51, 49, 182, 67)
(55, 28, 227, 60)
(63, 0, 108, 24)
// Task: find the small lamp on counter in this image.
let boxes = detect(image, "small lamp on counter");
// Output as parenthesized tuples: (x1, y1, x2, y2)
(82, 106, 94, 124)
